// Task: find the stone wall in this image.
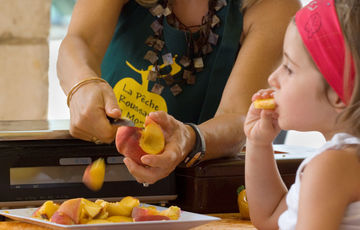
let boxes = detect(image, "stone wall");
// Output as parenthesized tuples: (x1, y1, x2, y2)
(0, 0, 51, 120)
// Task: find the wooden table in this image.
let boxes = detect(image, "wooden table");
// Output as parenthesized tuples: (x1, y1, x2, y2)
(0, 213, 256, 230)
(191, 213, 256, 229)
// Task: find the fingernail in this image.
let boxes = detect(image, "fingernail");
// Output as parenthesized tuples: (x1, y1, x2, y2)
(112, 108, 121, 114)
(141, 157, 150, 165)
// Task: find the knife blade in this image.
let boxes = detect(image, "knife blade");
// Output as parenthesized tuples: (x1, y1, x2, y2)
(107, 116, 135, 127)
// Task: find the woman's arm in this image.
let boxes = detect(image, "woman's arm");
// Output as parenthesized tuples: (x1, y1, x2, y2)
(123, 0, 301, 185)
(57, 0, 128, 143)
(58, 0, 128, 92)
(199, 0, 301, 160)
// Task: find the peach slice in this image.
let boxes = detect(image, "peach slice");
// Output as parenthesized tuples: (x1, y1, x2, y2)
(50, 198, 82, 224)
(160, 206, 181, 220)
(132, 206, 170, 222)
(96, 196, 140, 217)
(131, 205, 181, 222)
(82, 158, 105, 191)
(106, 216, 133, 222)
(50, 198, 102, 225)
(50, 211, 74, 225)
(253, 98, 276, 109)
(32, 201, 60, 220)
(116, 117, 165, 165)
(79, 198, 103, 224)
(86, 219, 112, 224)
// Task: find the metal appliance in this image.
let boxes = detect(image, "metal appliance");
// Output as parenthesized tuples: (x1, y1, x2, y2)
(0, 120, 176, 208)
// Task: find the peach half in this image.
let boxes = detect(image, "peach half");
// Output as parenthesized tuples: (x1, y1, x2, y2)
(115, 117, 165, 165)
(82, 158, 105, 191)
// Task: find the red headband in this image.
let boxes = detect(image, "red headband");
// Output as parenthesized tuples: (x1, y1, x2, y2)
(295, 0, 355, 104)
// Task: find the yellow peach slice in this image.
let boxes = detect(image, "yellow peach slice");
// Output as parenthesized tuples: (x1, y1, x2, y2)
(160, 206, 181, 220)
(106, 196, 140, 217)
(106, 216, 133, 222)
(253, 98, 276, 109)
(32, 201, 60, 220)
(82, 158, 105, 191)
(86, 219, 112, 224)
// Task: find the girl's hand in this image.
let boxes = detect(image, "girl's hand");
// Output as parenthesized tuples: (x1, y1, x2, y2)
(244, 89, 280, 146)
(122, 111, 193, 184)
(68, 81, 121, 143)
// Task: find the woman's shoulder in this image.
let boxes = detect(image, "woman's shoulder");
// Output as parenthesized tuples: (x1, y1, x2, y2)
(243, 0, 301, 29)
(241, 0, 301, 42)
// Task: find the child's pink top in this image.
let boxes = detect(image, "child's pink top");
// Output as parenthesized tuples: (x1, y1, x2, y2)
(278, 133, 360, 230)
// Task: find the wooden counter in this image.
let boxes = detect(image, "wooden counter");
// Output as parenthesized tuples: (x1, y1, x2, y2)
(0, 213, 256, 230)
(191, 213, 256, 229)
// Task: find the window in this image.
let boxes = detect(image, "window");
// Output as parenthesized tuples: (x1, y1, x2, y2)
(48, 0, 76, 120)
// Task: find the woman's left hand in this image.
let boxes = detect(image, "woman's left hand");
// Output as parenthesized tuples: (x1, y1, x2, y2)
(122, 111, 195, 184)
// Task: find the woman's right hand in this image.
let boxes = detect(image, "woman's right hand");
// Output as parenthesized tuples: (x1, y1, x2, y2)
(244, 89, 280, 146)
(68, 80, 122, 144)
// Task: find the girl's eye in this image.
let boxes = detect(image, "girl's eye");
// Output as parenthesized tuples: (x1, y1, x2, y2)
(282, 64, 293, 75)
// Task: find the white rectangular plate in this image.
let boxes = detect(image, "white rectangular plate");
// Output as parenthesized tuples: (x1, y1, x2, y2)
(0, 204, 220, 230)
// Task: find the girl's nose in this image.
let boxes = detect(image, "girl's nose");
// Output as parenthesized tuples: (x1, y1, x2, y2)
(268, 67, 280, 89)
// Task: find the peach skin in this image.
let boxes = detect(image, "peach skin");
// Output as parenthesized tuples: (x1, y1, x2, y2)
(50, 198, 82, 224)
(82, 158, 105, 191)
(50, 211, 74, 225)
(131, 206, 170, 222)
(115, 116, 165, 165)
(50, 198, 102, 225)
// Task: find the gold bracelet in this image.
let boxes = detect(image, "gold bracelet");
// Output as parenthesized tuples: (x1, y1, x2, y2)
(66, 77, 108, 107)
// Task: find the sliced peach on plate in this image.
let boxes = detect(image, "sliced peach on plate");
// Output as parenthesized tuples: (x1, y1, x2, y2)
(160, 206, 181, 220)
(132, 206, 170, 222)
(116, 117, 165, 165)
(50, 198, 102, 225)
(32, 200, 60, 220)
(106, 216, 133, 222)
(79, 198, 103, 224)
(50, 198, 82, 224)
(102, 196, 140, 217)
(82, 158, 105, 191)
(50, 211, 74, 225)
(86, 219, 112, 224)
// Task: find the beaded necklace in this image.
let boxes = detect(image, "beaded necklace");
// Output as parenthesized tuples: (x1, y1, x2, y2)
(143, 0, 227, 96)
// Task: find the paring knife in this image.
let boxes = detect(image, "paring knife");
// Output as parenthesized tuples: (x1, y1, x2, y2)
(107, 116, 135, 127)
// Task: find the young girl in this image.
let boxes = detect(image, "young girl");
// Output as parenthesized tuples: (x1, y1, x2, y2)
(244, 0, 360, 229)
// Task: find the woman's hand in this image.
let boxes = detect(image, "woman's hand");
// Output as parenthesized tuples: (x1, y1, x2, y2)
(122, 111, 195, 184)
(68, 81, 122, 144)
(244, 89, 280, 146)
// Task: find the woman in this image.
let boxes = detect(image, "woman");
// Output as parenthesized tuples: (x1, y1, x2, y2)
(57, 0, 300, 184)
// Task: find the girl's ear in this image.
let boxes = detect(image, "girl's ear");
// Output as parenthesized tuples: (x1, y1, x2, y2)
(327, 88, 346, 112)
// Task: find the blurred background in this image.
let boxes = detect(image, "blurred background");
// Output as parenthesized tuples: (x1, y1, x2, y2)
(47, 0, 325, 148)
